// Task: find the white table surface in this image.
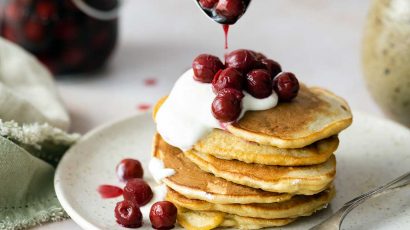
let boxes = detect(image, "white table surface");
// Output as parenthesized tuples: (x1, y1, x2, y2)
(35, 0, 383, 229)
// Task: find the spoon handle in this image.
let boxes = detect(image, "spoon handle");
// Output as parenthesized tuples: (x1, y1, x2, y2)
(310, 171, 410, 230)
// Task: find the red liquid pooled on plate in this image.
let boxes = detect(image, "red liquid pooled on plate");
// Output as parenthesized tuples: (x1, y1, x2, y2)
(98, 185, 123, 198)
(223, 24, 230, 49)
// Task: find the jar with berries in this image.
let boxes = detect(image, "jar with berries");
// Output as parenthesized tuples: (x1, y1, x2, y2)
(0, 0, 119, 75)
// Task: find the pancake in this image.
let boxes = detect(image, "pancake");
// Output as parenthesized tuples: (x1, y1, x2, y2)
(194, 129, 338, 166)
(153, 133, 294, 204)
(167, 186, 335, 219)
(185, 150, 336, 195)
(227, 86, 352, 148)
(177, 206, 296, 230)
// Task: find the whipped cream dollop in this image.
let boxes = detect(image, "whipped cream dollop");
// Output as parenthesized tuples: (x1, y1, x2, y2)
(139, 158, 175, 220)
(149, 157, 176, 183)
(156, 69, 278, 151)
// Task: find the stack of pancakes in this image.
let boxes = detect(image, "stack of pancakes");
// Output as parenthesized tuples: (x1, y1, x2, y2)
(152, 85, 352, 229)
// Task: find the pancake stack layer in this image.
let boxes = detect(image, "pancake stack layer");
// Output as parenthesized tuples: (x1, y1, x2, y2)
(153, 85, 352, 229)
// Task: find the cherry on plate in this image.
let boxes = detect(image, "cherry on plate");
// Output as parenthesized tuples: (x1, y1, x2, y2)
(150, 201, 178, 230)
(246, 69, 273, 99)
(215, 0, 245, 21)
(212, 67, 244, 93)
(115, 200, 142, 228)
(225, 49, 257, 74)
(123, 178, 153, 206)
(192, 54, 224, 83)
(212, 88, 244, 122)
(116, 158, 144, 182)
(273, 72, 300, 102)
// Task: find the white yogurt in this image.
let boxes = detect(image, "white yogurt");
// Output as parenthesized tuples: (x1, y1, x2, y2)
(148, 157, 176, 184)
(156, 69, 278, 151)
(141, 158, 176, 220)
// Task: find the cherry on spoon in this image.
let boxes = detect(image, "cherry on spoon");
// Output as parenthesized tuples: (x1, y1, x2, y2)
(194, 0, 252, 25)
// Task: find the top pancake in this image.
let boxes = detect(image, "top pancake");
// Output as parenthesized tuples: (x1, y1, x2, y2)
(153, 85, 352, 150)
(227, 85, 352, 148)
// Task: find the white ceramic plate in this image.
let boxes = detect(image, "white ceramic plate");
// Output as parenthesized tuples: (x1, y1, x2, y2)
(55, 112, 410, 230)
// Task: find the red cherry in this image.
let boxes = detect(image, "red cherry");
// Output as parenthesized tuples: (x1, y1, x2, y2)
(273, 72, 300, 102)
(5, 2, 22, 22)
(2, 24, 18, 43)
(62, 48, 85, 66)
(217, 88, 244, 100)
(123, 178, 153, 206)
(192, 54, 224, 83)
(225, 49, 257, 74)
(116, 159, 144, 182)
(56, 20, 77, 41)
(36, 0, 56, 20)
(115, 200, 143, 228)
(212, 89, 243, 122)
(253, 52, 267, 61)
(37, 55, 58, 74)
(215, 0, 245, 21)
(149, 201, 177, 230)
(260, 59, 282, 79)
(199, 0, 219, 8)
(246, 69, 273, 99)
(24, 19, 44, 42)
(212, 67, 244, 93)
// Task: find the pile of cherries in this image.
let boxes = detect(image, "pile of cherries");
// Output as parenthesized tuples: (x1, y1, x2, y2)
(192, 49, 300, 122)
(111, 159, 177, 229)
(197, 0, 250, 24)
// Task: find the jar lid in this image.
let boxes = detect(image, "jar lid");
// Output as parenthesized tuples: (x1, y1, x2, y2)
(72, 0, 122, 20)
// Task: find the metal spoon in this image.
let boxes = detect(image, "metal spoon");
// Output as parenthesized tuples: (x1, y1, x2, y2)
(193, 0, 252, 24)
(310, 171, 410, 230)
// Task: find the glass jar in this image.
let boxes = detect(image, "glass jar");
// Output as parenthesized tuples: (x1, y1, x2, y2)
(0, 0, 119, 75)
(362, 0, 410, 127)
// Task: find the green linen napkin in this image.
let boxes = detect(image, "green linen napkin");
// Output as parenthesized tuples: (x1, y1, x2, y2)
(0, 38, 69, 131)
(0, 121, 80, 230)
(0, 38, 80, 229)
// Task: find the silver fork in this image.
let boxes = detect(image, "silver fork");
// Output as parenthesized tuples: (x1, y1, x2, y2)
(310, 171, 410, 230)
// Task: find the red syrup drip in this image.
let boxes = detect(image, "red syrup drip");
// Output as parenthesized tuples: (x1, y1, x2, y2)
(219, 121, 229, 130)
(222, 24, 230, 50)
(144, 78, 157, 86)
(98, 185, 123, 199)
(137, 103, 151, 111)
